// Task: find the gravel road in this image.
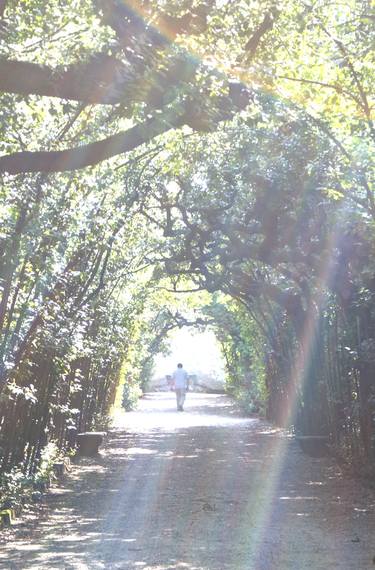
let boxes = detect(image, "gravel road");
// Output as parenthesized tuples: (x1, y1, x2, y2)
(1, 392, 375, 569)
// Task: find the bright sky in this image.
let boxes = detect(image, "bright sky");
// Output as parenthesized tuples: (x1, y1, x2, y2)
(153, 328, 225, 381)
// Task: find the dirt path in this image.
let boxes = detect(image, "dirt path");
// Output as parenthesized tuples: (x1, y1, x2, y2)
(1, 393, 375, 569)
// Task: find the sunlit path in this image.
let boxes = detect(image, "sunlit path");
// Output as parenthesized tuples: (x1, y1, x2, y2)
(112, 393, 253, 431)
(1, 394, 374, 569)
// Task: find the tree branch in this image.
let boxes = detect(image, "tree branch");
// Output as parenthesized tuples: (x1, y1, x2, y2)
(0, 112, 183, 174)
(0, 0, 7, 19)
(0, 80, 251, 174)
(0, 56, 131, 104)
(277, 74, 361, 107)
(97, 0, 209, 46)
(320, 22, 374, 139)
(242, 8, 279, 64)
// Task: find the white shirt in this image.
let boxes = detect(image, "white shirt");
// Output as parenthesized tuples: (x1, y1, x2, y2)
(172, 368, 188, 389)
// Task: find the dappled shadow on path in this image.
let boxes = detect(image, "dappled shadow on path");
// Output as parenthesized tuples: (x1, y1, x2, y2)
(1, 394, 375, 569)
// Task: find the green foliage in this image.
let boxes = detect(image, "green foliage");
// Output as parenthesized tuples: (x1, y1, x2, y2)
(204, 296, 268, 415)
(0, 442, 61, 509)
(0, 0, 374, 478)
(121, 382, 143, 412)
(0, 467, 33, 510)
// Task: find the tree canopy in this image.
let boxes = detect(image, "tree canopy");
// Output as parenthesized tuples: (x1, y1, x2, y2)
(0, 0, 374, 487)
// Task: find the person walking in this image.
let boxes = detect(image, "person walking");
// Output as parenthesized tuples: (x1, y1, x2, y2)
(172, 363, 189, 411)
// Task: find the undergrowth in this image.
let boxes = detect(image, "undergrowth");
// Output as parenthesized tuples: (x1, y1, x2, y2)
(0, 442, 63, 510)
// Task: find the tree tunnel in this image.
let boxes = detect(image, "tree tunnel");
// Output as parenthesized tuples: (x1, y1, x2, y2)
(0, 0, 374, 481)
